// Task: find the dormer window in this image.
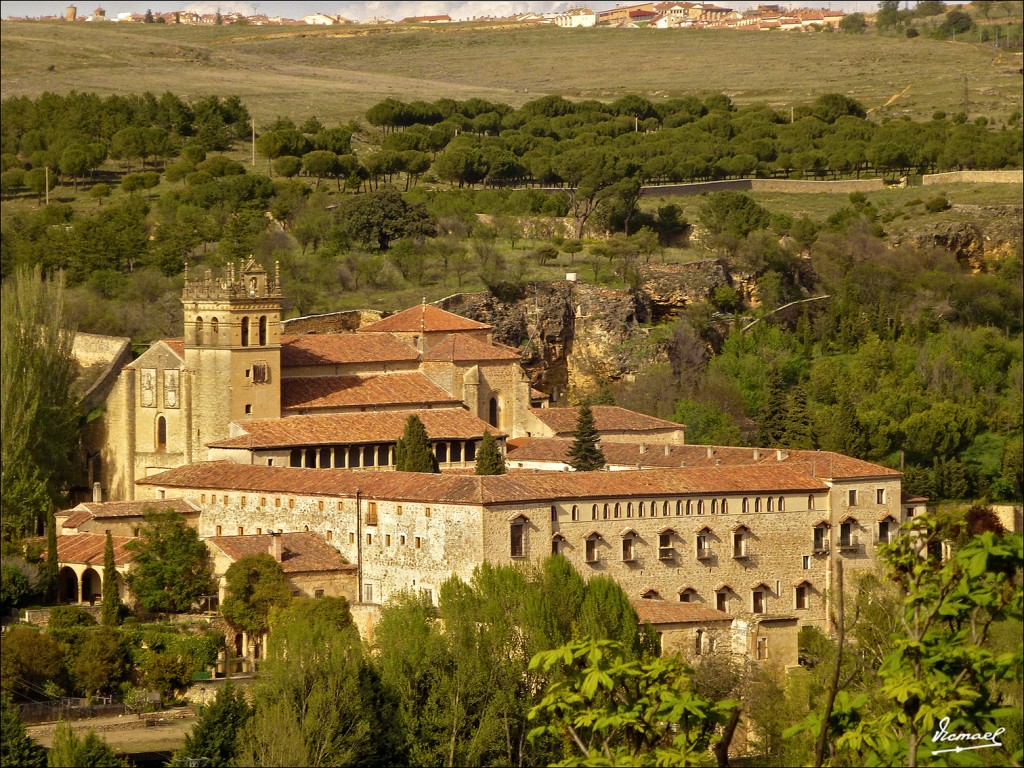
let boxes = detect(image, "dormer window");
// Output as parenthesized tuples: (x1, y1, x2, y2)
(732, 526, 749, 559)
(696, 529, 711, 560)
(620, 529, 637, 562)
(584, 532, 602, 564)
(658, 530, 675, 560)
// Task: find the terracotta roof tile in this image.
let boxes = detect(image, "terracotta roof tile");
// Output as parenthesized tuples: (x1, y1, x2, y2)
(357, 304, 490, 333)
(161, 339, 185, 359)
(207, 533, 355, 574)
(281, 374, 460, 411)
(530, 406, 683, 435)
(139, 461, 827, 506)
(281, 333, 418, 367)
(61, 510, 94, 529)
(57, 533, 135, 566)
(64, 499, 200, 519)
(422, 334, 519, 362)
(507, 438, 901, 480)
(632, 599, 733, 625)
(208, 409, 502, 449)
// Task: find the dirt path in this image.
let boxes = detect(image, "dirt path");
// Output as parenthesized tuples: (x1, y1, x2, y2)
(27, 709, 196, 754)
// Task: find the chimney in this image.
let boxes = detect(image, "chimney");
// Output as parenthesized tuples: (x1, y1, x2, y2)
(664, 444, 670, 456)
(715, 459, 722, 466)
(753, 448, 761, 461)
(776, 449, 789, 461)
(639, 443, 647, 455)
(269, 531, 282, 562)
(92, 482, 102, 503)
(706, 446, 715, 459)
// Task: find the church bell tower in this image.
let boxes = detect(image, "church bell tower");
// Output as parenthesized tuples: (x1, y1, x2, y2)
(182, 258, 283, 458)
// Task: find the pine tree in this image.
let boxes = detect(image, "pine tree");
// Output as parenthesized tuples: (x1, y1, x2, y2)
(0, 693, 45, 768)
(756, 370, 787, 447)
(784, 386, 815, 450)
(474, 430, 506, 475)
(173, 683, 251, 767)
(40, 510, 58, 602)
(395, 415, 438, 473)
(568, 403, 605, 472)
(101, 531, 121, 626)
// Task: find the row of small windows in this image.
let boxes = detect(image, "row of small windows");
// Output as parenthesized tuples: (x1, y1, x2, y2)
(210, 520, 424, 550)
(551, 495, 809, 523)
(194, 315, 268, 347)
(288, 442, 478, 469)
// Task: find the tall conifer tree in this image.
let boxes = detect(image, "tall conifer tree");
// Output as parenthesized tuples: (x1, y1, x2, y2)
(568, 402, 605, 472)
(474, 430, 506, 475)
(40, 510, 58, 602)
(101, 531, 121, 626)
(395, 414, 439, 473)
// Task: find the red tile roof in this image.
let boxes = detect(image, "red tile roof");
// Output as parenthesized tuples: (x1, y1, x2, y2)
(506, 438, 901, 480)
(139, 461, 827, 506)
(281, 333, 418, 367)
(206, 533, 355, 574)
(357, 304, 490, 334)
(632, 599, 733, 625)
(208, 408, 502, 449)
(65, 498, 200, 519)
(422, 334, 519, 362)
(161, 339, 185, 359)
(281, 373, 460, 411)
(530, 406, 683, 435)
(57, 533, 135, 566)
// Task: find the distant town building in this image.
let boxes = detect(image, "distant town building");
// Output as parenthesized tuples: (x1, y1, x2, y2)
(555, 7, 598, 28)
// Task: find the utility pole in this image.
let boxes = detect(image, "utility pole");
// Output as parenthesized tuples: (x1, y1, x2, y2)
(45, 165, 49, 205)
(962, 74, 969, 116)
(251, 118, 256, 166)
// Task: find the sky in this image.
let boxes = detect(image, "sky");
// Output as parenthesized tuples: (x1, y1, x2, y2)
(0, 1, 894, 22)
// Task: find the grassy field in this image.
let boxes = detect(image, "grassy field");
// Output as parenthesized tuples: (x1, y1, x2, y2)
(2, 21, 1022, 125)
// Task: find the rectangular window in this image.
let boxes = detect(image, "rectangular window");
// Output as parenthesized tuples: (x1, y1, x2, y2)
(201, 494, 206, 503)
(753, 590, 765, 614)
(366, 533, 372, 545)
(803, 555, 811, 570)
(326, 530, 333, 541)
(796, 585, 808, 610)
(848, 489, 857, 506)
(385, 534, 391, 547)
(289, 498, 295, 509)
(585, 538, 598, 563)
(275, 497, 281, 507)
(318, 500, 324, 511)
(550, 506, 557, 522)
(839, 522, 853, 549)
(621, 538, 634, 562)
(756, 637, 768, 660)
(733, 532, 747, 559)
(424, 506, 431, 518)
(679, 591, 691, 603)
(415, 536, 422, 549)
(397, 505, 403, 516)
(158, 489, 166, 499)
(363, 584, 374, 603)
(696, 534, 710, 559)
(878, 520, 891, 544)
(260, 497, 266, 507)
(716, 592, 727, 613)
(267, 458, 274, 466)
(337, 501, 343, 511)
(215, 525, 222, 536)
(237, 526, 244, 536)
(813, 527, 827, 552)
(367, 502, 378, 526)
(510, 524, 525, 558)
(348, 532, 355, 544)
(223, 495, 228, 504)
(876, 488, 885, 504)
(256, 528, 262, 535)
(314, 589, 324, 599)
(658, 533, 673, 560)
(400, 535, 406, 546)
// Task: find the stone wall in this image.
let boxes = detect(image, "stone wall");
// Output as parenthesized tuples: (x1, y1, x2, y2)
(282, 310, 385, 334)
(639, 178, 886, 197)
(923, 170, 1024, 185)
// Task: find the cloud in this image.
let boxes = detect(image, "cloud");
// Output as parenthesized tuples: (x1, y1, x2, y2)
(332, 1, 575, 21)
(182, 2, 259, 15)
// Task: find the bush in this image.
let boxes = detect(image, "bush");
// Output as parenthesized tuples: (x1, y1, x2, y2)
(906, 27, 920, 38)
(48, 605, 97, 631)
(924, 194, 950, 213)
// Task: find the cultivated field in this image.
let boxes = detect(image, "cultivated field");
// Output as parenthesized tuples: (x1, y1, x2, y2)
(2, 20, 1021, 125)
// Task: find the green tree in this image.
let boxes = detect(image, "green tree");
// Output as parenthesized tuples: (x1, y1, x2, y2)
(697, 191, 771, 240)
(567, 402, 606, 472)
(839, 12, 868, 33)
(395, 414, 439, 473)
(527, 638, 739, 766)
(1, 692, 45, 768)
(48, 721, 126, 767)
(100, 532, 120, 626)
(474, 429, 506, 475)
(141, 651, 193, 699)
(70, 627, 129, 697)
(336, 184, 434, 251)
(0, 627, 66, 698)
(172, 683, 250, 767)
(125, 509, 214, 614)
(1, 266, 79, 540)
(219, 554, 291, 638)
(0, 564, 31, 610)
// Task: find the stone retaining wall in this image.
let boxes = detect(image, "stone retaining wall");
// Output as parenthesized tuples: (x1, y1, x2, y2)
(639, 178, 886, 197)
(923, 170, 1024, 185)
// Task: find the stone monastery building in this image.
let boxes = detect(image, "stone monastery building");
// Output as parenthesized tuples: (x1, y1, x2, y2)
(76, 260, 923, 661)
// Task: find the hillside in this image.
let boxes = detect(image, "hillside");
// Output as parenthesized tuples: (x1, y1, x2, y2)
(2, 21, 1022, 124)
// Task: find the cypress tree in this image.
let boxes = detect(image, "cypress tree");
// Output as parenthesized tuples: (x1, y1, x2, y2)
(0, 693, 45, 768)
(101, 531, 121, 626)
(395, 414, 439, 473)
(784, 386, 815, 450)
(756, 370, 787, 447)
(474, 430, 506, 475)
(40, 510, 58, 603)
(568, 403, 605, 472)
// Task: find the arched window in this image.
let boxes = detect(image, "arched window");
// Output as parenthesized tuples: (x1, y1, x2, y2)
(613, 503, 621, 519)
(695, 629, 704, 656)
(241, 317, 250, 347)
(742, 497, 750, 513)
(592, 504, 599, 520)
(778, 496, 785, 511)
(808, 494, 815, 510)
(711, 499, 719, 514)
(626, 503, 633, 518)
(488, 396, 499, 428)
(685, 500, 693, 515)
(697, 500, 704, 515)
(662, 501, 669, 517)
(767, 497, 774, 512)
(754, 497, 762, 513)
(676, 500, 683, 516)
(571, 505, 579, 521)
(210, 317, 219, 345)
(721, 498, 728, 514)
(259, 315, 268, 346)
(156, 416, 167, 451)
(638, 502, 645, 517)
(194, 316, 204, 345)
(603, 504, 609, 520)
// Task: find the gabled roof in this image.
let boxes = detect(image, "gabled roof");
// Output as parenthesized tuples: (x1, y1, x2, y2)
(281, 333, 419, 367)
(356, 304, 490, 334)
(208, 409, 501, 449)
(529, 406, 682, 435)
(632, 599, 732, 625)
(63, 499, 200, 520)
(422, 334, 519, 363)
(281, 373, 460, 411)
(57, 533, 135, 566)
(139, 461, 827, 507)
(156, 339, 184, 360)
(206, 533, 355, 574)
